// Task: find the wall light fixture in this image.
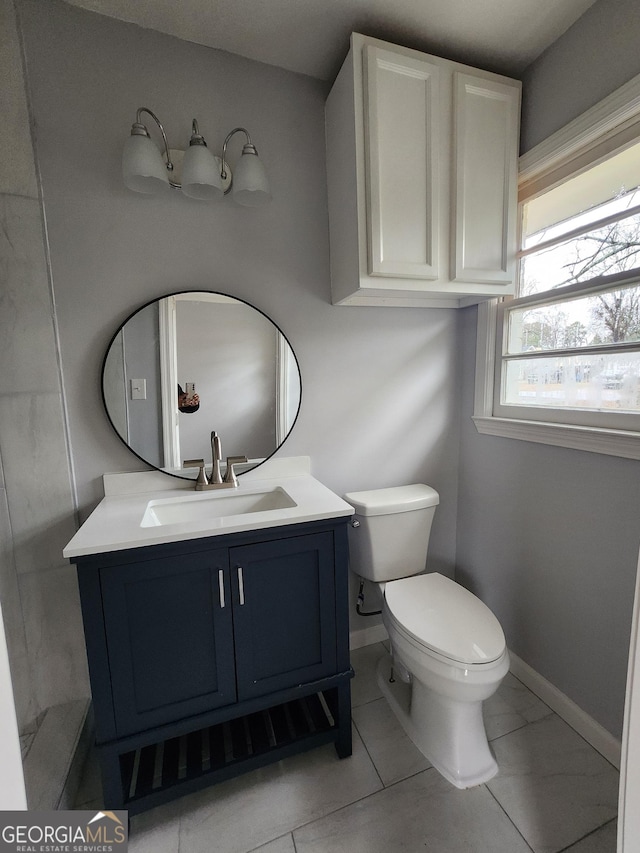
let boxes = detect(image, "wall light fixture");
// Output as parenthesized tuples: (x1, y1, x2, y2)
(122, 107, 271, 207)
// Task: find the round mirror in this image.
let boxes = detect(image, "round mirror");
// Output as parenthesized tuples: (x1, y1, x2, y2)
(101, 291, 302, 479)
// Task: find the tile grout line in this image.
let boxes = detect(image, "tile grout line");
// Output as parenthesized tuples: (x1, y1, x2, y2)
(287, 764, 442, 846)
(486, 716, 530, 744)
(490, 717, 549, 745)
(244, 831, 297, 853)
(350, 695, 385, 710)
(175, 736, 410, 853)
(486, 707, 555, 747)
(507, 669, 620, 770)
(351, 715, 385, 789)
(555, 817, 618, 853)
(484, 783, 537, 853)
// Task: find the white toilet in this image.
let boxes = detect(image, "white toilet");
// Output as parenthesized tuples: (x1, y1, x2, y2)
(345, 484, 509, 789)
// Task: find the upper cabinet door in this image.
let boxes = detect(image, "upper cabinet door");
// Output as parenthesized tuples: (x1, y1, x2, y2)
(364, 45, 440, 280)
(452, 73, 520, 285)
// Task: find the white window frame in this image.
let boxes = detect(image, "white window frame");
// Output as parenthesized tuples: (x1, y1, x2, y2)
(474, 71, 640, 460)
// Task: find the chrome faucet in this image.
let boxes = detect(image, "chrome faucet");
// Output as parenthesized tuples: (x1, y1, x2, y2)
(210, 431, 224, 485)
(183, 431, 247, 490)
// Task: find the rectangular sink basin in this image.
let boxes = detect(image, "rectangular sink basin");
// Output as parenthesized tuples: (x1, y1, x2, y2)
(141, 487, 297, 528)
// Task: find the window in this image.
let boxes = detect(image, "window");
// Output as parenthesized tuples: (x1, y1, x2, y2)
(474, 73, 640, 459)
(498, 143, 640, 430)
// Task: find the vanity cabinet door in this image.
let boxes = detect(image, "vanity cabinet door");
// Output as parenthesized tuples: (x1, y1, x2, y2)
(229, 532, 337, 700)
(100, 549, 236, 737)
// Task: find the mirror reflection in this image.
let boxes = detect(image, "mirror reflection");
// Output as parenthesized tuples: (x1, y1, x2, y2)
(102, 292, 301, 478)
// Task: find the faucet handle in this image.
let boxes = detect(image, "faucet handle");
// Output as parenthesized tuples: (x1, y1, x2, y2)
(223, 455, 248, 486)
(183, 458, 208, 487)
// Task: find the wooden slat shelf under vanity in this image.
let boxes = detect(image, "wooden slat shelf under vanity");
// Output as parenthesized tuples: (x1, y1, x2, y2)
(118, 691, 338, 811)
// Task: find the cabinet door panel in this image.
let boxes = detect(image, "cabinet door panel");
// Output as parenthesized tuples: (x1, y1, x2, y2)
(365, 45, 440, 280)
(101, 551, 235, 736)
(230, 533, 337, 700)
(452, 73, 519, 284)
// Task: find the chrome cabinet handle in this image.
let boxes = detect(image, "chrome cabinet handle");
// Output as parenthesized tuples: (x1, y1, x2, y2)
(237, 567, 245, 605)
(218, 569, 225, 608)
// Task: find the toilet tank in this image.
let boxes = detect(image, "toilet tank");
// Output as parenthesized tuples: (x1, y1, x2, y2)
(344, 485, 439, 583)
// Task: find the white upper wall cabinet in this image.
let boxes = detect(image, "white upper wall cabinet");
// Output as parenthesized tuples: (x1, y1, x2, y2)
(325, 34, 521, 308)
(365, 46, 441, 281)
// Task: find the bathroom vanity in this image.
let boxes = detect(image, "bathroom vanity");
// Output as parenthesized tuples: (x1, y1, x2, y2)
(64, 461, 354, 815)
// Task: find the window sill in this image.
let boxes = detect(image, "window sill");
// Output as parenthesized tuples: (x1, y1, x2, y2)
(472, 415, 640, 460)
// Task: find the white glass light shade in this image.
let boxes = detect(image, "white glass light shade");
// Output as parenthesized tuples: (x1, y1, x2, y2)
(181, 145, 224, 200)
(122, 134, 170, 194)
(232, 150, 271, 206)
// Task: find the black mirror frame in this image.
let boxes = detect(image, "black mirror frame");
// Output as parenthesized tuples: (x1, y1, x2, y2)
(100, 290, 302, 480)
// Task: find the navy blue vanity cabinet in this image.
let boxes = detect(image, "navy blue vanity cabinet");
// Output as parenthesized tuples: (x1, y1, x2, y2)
(100, 547, 236, 738)
(73, 518, 353, 816)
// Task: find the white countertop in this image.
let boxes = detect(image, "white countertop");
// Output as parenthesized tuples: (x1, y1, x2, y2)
(63, 458, 354, 559)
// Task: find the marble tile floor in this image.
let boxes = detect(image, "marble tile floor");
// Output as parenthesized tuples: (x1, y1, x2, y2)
(75, 642, 619, 853)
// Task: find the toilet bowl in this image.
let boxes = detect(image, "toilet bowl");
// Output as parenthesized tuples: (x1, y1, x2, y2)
(345, 485, 509, 788)
(380, 572, 509, 788)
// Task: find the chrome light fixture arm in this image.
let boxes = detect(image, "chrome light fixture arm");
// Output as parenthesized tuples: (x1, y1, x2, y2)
(130, 107, 179, 188)
(221, 127, 254, 186)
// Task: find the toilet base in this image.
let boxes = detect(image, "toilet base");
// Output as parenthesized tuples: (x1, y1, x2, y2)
(376, 653, 498, 789)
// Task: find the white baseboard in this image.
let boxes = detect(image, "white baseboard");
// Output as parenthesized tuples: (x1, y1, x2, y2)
(509, 651, 621, 769)
(349, 624, 388, 651)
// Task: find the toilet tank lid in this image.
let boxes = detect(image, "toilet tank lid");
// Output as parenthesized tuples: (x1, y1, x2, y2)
(344, 484, 439, 516)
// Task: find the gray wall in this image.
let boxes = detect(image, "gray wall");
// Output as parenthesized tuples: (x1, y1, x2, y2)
(521, 0, 640, 151)
(457, 0, 640, 739)
(17, 0, 461, 645)
(457, 309, 639, 738)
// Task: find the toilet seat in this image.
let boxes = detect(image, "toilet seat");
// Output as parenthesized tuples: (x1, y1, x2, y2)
(384, 573, 505, 666)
